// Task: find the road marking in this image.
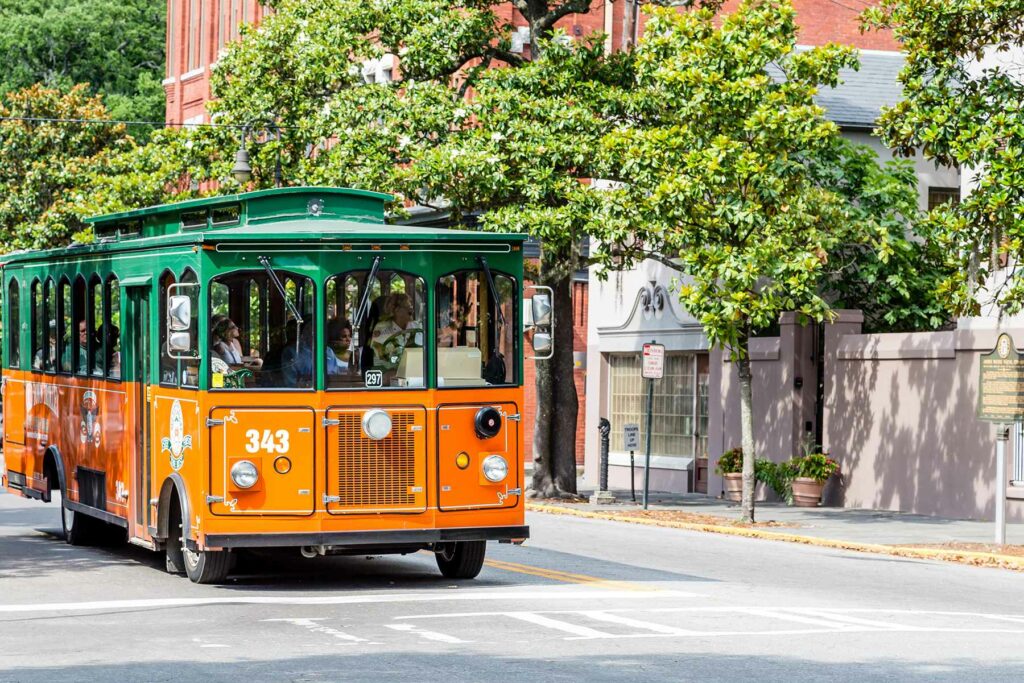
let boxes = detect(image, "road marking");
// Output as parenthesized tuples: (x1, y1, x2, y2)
(796, 610, 910, 631)
(504, 612, 616, 639)
(483, 559, 660, 592)
(263, 617, 372, 643)
(0, 589, 692, 615)
(579, 610, 696, 635)
(736, 608, 859, 630)
(385, 623, 468, 643)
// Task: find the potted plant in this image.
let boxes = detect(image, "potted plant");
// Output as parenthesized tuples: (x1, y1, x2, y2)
(715, 447, 743, 502)
(787, 450, 840, 507)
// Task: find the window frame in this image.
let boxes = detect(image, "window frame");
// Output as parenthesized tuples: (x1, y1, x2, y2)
(324, 268, 428, 392)
(30, 278, 42, 373)
(208, 268, 318, 392)
(434, 268, 519, 390)
(7, 277, 19, 369)
(104, 274, 122, 382)
(42, 277, 55, 374)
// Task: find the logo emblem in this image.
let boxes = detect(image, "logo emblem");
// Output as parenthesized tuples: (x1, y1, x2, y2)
(161, 399, 193, 471)
(998, 334, 1012, 359)
(80, 391, 101, 446)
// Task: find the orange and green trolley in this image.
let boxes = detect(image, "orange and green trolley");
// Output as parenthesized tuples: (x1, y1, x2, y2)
(1, 187, 536, 583)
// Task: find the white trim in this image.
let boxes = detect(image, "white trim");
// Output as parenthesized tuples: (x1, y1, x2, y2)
(180, 67, 206, 82)
(610, 452, 693, 471)
(162, 76, 178, 86)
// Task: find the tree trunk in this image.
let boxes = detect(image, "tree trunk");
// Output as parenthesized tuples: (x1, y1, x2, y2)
(529, 257, 579, 498)
(735, 332, 756, 523)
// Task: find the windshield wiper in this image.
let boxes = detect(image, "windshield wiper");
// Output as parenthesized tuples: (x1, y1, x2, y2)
(258, 255, 303, 325)
(351, 255, 383, 360)
(477, 256, 506, 327)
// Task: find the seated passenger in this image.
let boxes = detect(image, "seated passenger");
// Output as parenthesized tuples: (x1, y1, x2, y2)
(211, 316, 261, 369)
(281, 323, 315, 388)
(324, 318, 352, 375)
(371, 293, 422, 372)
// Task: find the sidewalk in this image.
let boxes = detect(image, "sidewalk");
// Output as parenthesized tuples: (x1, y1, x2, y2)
(526, 488, 1024, 571)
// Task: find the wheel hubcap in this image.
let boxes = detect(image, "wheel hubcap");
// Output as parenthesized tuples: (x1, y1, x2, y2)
(184, 545, 200, 570)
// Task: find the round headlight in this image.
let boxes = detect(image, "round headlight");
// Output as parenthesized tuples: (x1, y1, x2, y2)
(475, 407, 502, 439)
(230, 460, 259, 489)
(362, 409, 393, 440)
(482, 455, 509, 483)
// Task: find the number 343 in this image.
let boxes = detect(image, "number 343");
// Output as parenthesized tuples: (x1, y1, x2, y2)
(245, 429, 290, 454)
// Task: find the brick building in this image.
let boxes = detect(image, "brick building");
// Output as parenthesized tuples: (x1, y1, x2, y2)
(163, 0, 897, 469)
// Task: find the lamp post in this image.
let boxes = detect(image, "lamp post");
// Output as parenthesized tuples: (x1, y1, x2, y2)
(231, 121, 283, 188)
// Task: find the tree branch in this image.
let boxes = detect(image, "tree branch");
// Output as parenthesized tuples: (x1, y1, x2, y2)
(534, 0, 595, 35)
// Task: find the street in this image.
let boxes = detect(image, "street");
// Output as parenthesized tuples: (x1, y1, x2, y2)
(2, 490, 1023, 682)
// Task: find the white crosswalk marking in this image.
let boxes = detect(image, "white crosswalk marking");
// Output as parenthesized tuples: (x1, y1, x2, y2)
(796, 611, 909, 630)
(737, 608, 858, 630)
(505, 612, 616, 639)
(385, 623, 469, 644)
(263, 617, 371, 643)
(579, 610, 696, 635)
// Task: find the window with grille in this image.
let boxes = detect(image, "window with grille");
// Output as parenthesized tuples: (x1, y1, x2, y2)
(928, 187, 960, 211)
(608, 352, 701, 457)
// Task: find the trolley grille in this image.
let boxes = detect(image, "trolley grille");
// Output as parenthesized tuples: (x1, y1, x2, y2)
(334, 411, 417, 508)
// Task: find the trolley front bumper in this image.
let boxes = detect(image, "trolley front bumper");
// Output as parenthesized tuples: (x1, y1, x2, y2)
(202, 525, 530, 549)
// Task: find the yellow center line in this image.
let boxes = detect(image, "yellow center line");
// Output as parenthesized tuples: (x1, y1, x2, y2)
(483, 559, 656, 592)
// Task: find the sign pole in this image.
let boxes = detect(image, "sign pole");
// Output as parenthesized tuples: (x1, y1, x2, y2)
(996, 424, 1008, 545)
(643, 376, 654, 510)
(640, 340, 665, 511)
(630, 450, 636, 502)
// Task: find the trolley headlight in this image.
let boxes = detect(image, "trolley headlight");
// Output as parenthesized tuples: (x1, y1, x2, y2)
(230, 460, 259, 489)
(482, 455, 509, 483)
(362, 409, 393, 440)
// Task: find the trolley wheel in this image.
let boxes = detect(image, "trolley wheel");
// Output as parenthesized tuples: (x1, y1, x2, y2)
(183, 545, 232, 584)
(164, 501, 186, 575)
(61, 492, 97, 546)
(435, 540, 486, 579)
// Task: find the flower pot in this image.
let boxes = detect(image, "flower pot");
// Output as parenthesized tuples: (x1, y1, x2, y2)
(791, 477, 825, 507)
(723, 472, 743, 502)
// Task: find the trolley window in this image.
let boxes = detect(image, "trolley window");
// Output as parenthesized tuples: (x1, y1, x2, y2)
(435, 269, 516, 387)
(209, 269, 315, 390)
(324, 268, 425, 389)
(7, 278, 18, 368)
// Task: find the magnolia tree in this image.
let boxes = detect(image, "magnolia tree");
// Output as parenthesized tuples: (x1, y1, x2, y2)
(865, 0, 1024, 316)
(596, 1, 912, 521)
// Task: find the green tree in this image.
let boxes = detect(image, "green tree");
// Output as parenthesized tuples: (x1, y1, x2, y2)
(0, 0, 166, 124)
(864, 0, 1024, 316)
(0, 85, 135, 251)
(203, 0, 686, 498)
(596, 1, 895, 521)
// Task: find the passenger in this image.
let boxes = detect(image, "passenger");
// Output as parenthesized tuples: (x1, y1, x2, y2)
(325, 318, 353, 372)
(106, 325, 121, 378)
(211, 317, 261, 369)
(438, 303, 464, 348)
(281, 322, 315, 388)
(61, 320, 89, 371)
(33, 320, 57, 370)
(371, 293, 421, 372)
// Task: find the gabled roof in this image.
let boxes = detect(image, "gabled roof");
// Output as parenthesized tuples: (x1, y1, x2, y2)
(816, 50, 906, 130)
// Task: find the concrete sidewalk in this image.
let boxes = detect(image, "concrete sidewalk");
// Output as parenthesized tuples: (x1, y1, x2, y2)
(527, 488, 1024, 570)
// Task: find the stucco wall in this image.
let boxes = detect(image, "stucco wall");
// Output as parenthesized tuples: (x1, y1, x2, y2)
(825, 318, 1024, 522)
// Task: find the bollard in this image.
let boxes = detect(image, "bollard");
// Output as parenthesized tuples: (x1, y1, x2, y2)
(599, 417, 611, 491)
(590, 418, 615, 505)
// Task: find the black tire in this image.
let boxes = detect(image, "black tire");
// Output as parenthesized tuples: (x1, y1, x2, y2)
(183, 545, 232, 584)
(61, 492, 97, 546)
(165, 503, 186, 576)
(435, 540, 486, 579)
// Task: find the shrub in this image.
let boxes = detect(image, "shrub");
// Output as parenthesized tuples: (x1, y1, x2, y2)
(788, 452, 840, 483)
(715, 447, 743, 475)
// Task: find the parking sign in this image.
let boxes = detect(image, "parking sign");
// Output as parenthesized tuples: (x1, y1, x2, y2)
(642, 343, 665, 379)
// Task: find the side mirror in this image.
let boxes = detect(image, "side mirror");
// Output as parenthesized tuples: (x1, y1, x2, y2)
(168, 331, 191, 352)
(531, 294, 552, 328)
(168, 295, 192, 332)
(531, 332, 552, 356)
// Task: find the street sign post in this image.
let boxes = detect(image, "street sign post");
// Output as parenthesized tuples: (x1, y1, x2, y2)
(624, 423, 640, 502)
(641, 342, 665, 509)
(978, 332, 1023, 545)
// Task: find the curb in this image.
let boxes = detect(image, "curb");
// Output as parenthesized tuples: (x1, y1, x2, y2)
(526, 502, 1024, 572)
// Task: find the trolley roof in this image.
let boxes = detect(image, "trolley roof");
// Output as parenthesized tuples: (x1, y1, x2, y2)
(1, 187, 526, 266)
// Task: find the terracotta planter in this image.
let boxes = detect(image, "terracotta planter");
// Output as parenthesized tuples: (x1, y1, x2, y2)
(791, 477, 825, 507)
(723, 472, 743, 502)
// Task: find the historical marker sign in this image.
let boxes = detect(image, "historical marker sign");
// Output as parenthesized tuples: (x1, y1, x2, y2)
(642, 343, 665, 379)
(978, 333, 1024, 422)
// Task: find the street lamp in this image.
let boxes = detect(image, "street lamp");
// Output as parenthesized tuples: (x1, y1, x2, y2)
(231, 121, 283, 188)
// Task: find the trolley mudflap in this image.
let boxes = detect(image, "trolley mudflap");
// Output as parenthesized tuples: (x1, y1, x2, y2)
(203, 525, 530, 549)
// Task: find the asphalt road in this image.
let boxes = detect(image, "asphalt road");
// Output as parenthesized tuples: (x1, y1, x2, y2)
(2, 489, 1024, 682)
